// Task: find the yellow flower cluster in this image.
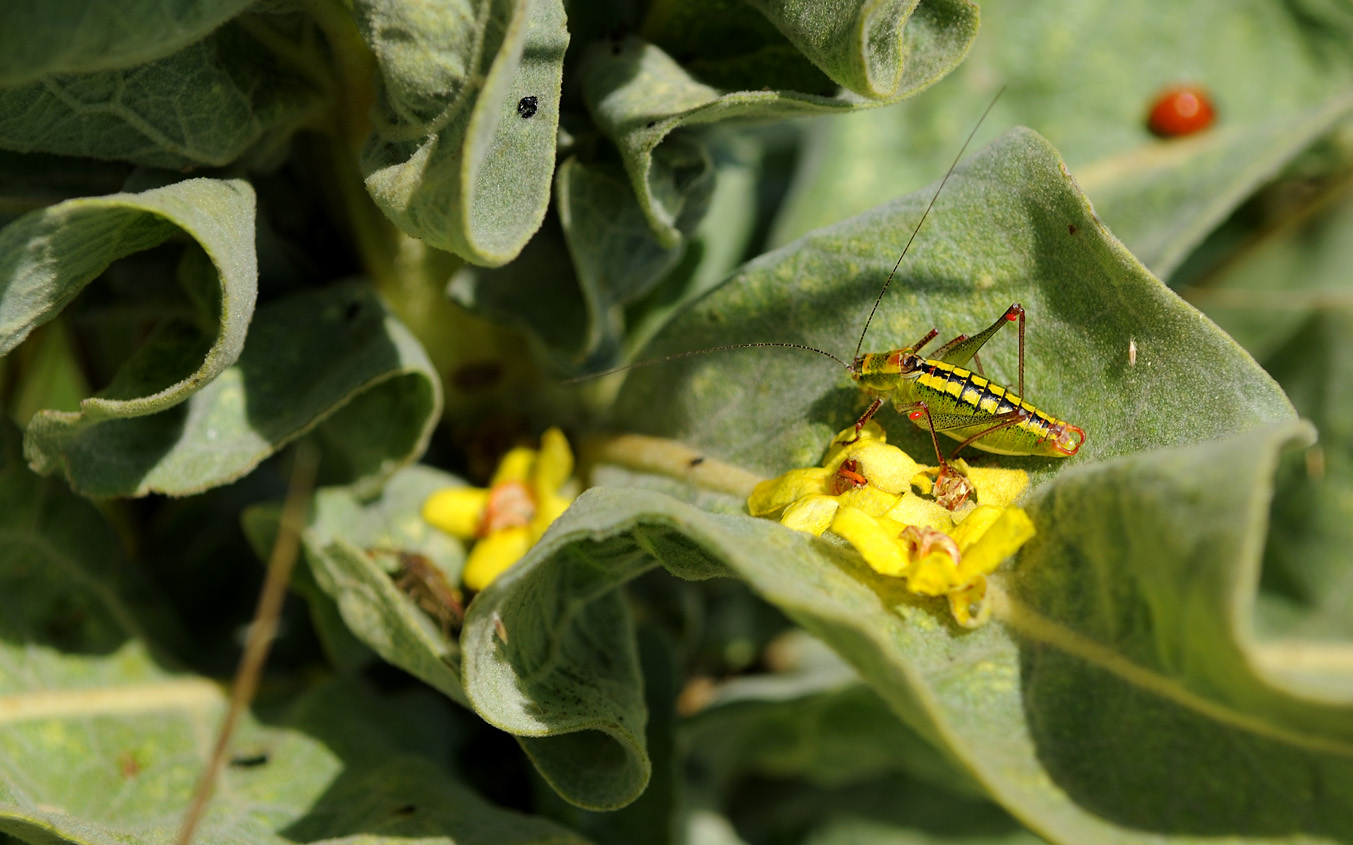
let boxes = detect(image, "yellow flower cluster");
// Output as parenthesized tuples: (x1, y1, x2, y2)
(423, 427, 576, 592)
(748, 422, 1035, 628)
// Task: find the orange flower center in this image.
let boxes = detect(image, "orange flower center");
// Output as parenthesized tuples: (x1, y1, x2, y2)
(478, 480, 537, 537)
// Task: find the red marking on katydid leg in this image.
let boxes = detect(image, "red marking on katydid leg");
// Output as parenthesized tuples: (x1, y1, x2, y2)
(906, 403, 950, 471)
(1005, 304, 1026, 397)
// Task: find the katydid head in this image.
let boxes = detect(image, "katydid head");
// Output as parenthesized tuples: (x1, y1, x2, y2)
(849, 348, 927, 392)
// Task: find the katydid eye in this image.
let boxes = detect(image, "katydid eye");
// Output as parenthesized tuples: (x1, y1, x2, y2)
(1146, 86, 1216, 137)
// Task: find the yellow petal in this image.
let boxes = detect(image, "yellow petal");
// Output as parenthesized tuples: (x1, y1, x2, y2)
(529, 491, 572, 541)
(423, 487, 489, 539)
(532, 427, 574, 494)
(966, 466, 1029, 509)
(780, 494, 840, 536)
(951, 505, 1005, 549)
(748, 468, 831, 517)
(910, 470, 934, 495)
(837, 483, 902, 517)
(491, 446, 536, 486)
(906, 550, 963, 596)
(832, 506, 908, 577)
(462, 526, 532, 592)
(956, 507, 1036, 581)
(826, 440, 920, 495)
(882, 496, 955, 534)
(823, 421, 886, 466)
(948, 575, 991, 629)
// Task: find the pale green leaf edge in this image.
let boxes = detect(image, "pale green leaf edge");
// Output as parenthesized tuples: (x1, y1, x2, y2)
(0, 178, 257, 418)
(584, 0, 979, 246)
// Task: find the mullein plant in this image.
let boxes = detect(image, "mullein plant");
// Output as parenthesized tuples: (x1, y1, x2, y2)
(1, 1, 1350, 843)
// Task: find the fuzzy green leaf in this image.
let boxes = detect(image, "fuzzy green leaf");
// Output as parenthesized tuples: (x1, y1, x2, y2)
(0, 178, 257, 412)
(0, 151, 133, 230)
(1252, 314, 1353, 692)
(609, 128, 1293, 485)
(462, 528, 657, 811)
(743, 0, 953, 99)
(463, 415, 1353, 839)
(451, 157, 686, 372)
(358, 0, 569, 266)
(0, 0, 255, 85)
(0, 19, 324, 168)
(0, 423, 583, 844)
(242, 465, 470, 705)
(582, 0, 978, 246)
(450, 132, 766, 374)
(1182, 178, 1353, 363)
(1172, 180, 1353, 677)
(770, 0, 1353, 279)
(25, 281, 440, 497)
(733, 776, 1043, 845)
(684, 652, 980, 795)
(555, 157, 687, 363)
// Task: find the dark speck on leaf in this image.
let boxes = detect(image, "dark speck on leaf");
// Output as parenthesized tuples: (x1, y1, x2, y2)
(394, 804, 417, 816)
(646, 121, 656, 128)
(517, 96, 538, 119)
(1067, 223, 1078, 235)
(117, 751, 142, 778)
(688, 456, 705, 467)
(229, 752, 270, 768)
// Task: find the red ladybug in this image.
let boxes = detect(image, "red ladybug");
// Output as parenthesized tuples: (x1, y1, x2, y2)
(1146, 86, 1216, 137)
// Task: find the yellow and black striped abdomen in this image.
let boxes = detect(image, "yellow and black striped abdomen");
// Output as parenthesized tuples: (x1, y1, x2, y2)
(900, 361, 1070, 456)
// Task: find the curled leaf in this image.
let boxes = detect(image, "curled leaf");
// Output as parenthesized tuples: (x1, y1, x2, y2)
(25, 282, 440, 497)
(358, 0, 569, 265)
(1, 178, 257, 422)
(582, 0, 978, 245)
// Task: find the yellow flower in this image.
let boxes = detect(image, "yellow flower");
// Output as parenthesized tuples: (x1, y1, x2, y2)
(749, 422, 1034, 628)
(423, 427, 577, 592)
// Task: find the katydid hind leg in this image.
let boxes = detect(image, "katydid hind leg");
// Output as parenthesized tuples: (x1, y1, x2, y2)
(934, 304, 1026, 397)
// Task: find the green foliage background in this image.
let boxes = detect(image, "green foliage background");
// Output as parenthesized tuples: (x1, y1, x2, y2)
(1, 1, 1351, 843)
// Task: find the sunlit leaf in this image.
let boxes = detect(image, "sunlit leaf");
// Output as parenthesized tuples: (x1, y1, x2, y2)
(770, 0, 1353, 279)
(581, 0, 978, 246)
(609, 128, 1293, 485)
(358, 0, 569, 266)
(464, 416, 1353, 839)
